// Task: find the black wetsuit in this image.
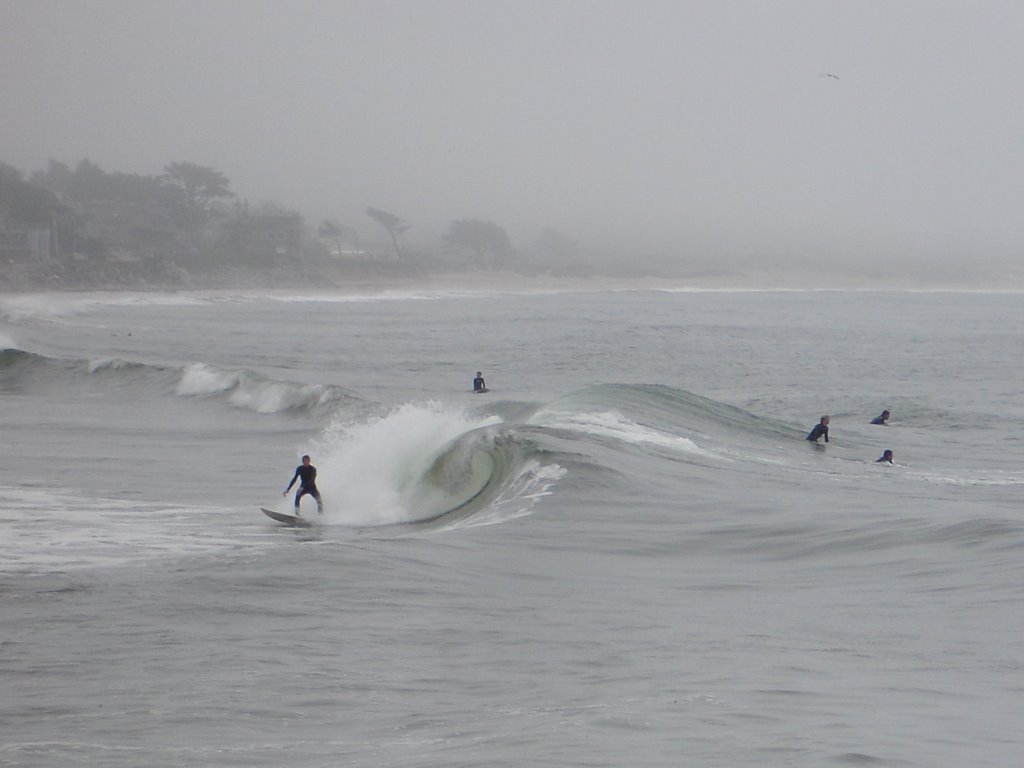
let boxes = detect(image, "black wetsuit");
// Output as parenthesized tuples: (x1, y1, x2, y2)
(806, 423, 829, 442)
(286, 464, 322, 512)
(473, 376, 486, 392)
(870, 414, 889, 425)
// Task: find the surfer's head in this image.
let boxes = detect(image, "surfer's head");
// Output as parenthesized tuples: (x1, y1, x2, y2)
(301, 454, 311, 465)
(821, 415, 830, 425)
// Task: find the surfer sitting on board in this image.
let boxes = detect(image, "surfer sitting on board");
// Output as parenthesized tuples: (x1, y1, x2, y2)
(806, 415, 830, 443)
(473, 371, 488, 393)
(283, 454, 323, 515)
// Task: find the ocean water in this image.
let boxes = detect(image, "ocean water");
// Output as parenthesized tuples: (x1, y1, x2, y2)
(0, 287, 1022, 767)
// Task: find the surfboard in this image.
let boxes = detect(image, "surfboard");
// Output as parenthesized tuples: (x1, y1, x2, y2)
(261, 507, 314, 528)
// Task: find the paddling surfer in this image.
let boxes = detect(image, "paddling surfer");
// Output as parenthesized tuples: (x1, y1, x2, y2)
(871, 409, 891, 425)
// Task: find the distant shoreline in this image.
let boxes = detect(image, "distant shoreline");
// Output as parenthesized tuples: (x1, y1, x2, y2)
(6, 278, 1024, 297)
(4, 262, 1024, 296)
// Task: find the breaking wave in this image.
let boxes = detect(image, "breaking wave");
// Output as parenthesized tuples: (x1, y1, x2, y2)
(0, 345, 361, 415)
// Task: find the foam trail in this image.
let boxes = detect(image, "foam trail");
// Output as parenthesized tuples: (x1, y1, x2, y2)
(0, 486, 267, 575)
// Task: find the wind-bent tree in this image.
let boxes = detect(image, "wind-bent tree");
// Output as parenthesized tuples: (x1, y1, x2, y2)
(318, 219, 359, 256)
(443, 218, 513, 266)
(318, 220, 343, 255)
(366, 206, 409, 259)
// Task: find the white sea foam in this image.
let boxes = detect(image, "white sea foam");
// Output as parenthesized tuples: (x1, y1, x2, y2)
(87, 357, 137, 373)
(175, 363, 343, 413)
(911, 468, 1024, 487)
(176, 362, 239, 396)
(460, 460, 567, 528)
(534, 409, 712, 456)
(0, 291, 209, 321)
(0, 294, 76, 321)
(306, 401, 504, 526)
(0, 486, 266, 575)
(234, 375, 348, 413)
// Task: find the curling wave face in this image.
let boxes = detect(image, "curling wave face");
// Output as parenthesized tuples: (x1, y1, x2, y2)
(304, 382, 804, 530)
(311, 402, 565, 529)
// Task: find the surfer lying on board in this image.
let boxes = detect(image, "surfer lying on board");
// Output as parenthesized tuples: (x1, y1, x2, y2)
(876, 449, 894, 465)
(806, 415, 830, 443)
(871, 409, 891, 425)
(473, 371, 488, 393)
(283, 454, 323, 515)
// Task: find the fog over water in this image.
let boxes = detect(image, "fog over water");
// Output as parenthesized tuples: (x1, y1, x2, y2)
(3, 0, 1023, 279)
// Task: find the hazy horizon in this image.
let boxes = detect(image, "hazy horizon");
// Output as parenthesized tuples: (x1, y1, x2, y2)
(4, 0, 1023, 276)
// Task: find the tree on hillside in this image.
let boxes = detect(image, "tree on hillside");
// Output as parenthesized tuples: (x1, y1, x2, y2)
(366, 206, 409, 259)
(65, 159, 107, 199)
(162, 162, 234, 246)
(29, 159, 187, 260)
(0, 162, 81, 260)
(162, 162, 233, 212)
(0, 162, 62, 223)
(29, 159, 73, 199)
(443, 219, 513, 266)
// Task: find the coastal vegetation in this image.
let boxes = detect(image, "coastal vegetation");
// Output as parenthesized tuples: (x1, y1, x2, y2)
(0, 158, 581, 291)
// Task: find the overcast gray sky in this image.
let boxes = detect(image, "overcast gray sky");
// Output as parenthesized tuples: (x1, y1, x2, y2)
(3, 0, 1023, 269)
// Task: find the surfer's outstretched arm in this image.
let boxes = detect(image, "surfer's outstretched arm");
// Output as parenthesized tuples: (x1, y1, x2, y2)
(283, 468, 299, 496)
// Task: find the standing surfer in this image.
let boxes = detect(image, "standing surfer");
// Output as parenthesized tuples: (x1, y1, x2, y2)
(283, 454, 323, 515)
